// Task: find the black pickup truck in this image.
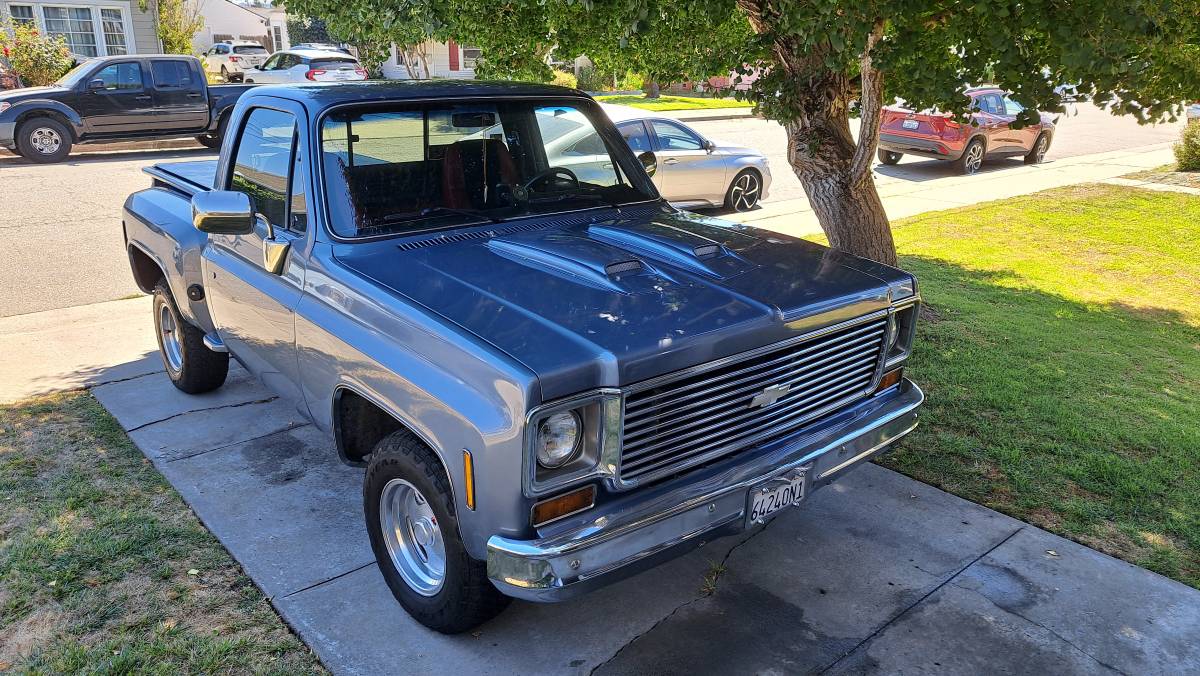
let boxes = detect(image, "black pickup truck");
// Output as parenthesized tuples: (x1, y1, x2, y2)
(0, 54, 252, 163)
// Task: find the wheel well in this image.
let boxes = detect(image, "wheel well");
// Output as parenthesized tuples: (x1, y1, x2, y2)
(127, 245, 165, 294)
(16, 110, 77, 142)
(334, 389, 421, 465)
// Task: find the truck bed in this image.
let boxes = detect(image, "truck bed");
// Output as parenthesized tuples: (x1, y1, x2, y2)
(143, 160, 218, 197)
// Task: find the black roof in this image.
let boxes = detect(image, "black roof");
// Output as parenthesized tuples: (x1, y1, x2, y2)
(245, 79, 591, 110)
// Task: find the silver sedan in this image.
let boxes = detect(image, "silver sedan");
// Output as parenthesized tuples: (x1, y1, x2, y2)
(599, 104, 771, 212)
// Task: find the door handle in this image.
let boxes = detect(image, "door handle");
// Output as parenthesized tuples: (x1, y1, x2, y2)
(135, 95, 152, 101)
(187, 93, 202, 98)
(664, 158, 679, 165)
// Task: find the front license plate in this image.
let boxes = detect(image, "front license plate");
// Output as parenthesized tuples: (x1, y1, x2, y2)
(748, 468, 808, 525)
(902, 119, 919, 130)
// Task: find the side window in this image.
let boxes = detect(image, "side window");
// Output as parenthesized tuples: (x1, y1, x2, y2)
(151, 60, 193, 89)
(230, 108, 297, 232)
(260, 54, 279, 70)
(1002, 96, 1025, 116)
(618, 121, 652, 152)
(288, 150, 308, 233)
(976, 94, 1004, 115)
(92, 62, 142, 91)
(651, 120, 704, 151)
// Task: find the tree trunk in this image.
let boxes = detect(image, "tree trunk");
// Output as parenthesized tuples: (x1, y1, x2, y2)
(644, 79, 660, 98)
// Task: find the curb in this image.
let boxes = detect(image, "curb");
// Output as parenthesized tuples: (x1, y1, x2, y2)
(1, 136, 205, 158)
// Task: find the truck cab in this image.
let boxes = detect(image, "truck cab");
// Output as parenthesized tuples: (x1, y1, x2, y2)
(122, 81, 924, 634)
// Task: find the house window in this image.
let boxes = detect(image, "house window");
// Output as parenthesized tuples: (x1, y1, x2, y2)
(272, 25, 282, 51)
(461, 45, 480, 69)
(100, 8, 127, 55)
(42, 6, 98, 57)
(8, 4, 35, 25)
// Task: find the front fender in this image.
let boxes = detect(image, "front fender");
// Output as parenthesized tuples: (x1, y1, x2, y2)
(0, 100, 85, 140)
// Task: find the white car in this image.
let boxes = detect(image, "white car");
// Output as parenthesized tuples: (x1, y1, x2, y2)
(243, 48, 367, 84)
(1188, 101, 1200, 125)
(203, 41, 270, 82)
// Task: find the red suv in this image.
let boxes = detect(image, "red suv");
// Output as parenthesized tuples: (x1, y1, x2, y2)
(877, 87, 1056, 174)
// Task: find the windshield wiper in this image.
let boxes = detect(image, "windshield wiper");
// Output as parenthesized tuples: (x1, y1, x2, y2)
(376, 206, 504, 226)
(527, 188, 623, 212)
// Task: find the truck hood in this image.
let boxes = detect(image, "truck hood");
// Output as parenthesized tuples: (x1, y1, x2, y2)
(0, 85, 70, 104)
(337, 205, 914, 402)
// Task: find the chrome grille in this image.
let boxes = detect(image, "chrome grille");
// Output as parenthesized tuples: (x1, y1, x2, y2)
(619, 315, 888, 484)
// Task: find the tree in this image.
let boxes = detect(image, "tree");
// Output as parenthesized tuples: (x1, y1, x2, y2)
(141, 0, 204, 55)
(287, 15, 336, 44)
(275, 0, 1200, 265)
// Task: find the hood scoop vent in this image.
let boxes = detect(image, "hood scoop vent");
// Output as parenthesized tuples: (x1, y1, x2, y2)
(605, 259, 644, 276)
(693, 244, 721, 258)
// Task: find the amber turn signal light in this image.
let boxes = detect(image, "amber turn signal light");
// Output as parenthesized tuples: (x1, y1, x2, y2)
(463, 450, 476, 511)
(531, 485, 596, 527)
(874, 367, 904, 394)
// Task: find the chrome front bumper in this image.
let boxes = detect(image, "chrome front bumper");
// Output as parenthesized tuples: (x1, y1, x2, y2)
(486, 378, 924, 602)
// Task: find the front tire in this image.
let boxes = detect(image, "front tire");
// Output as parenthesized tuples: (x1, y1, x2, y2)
(725, 169, 762, 212)
(1024, 133, 1049, 164)
(877, 148, 902, 165)
(152, 281, 229, 393)
(364, 431, 510, 633)
(956, 137, 985, 175)
(16, 117, 72, 163)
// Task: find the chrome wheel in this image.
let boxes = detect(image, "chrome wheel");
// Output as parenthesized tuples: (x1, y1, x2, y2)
(29, 127, 62, 155)
(963, 142, 984, 174)
(1034, 136, 1048, 162)
(158, 303, 183, 373)
(380, 478, 446, 596)
(729, 172, 760, 212)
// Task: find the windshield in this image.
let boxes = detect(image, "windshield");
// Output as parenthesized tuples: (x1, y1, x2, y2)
(54, 61, 95, 88)
(321, 100, 656, 238)
(234, 45, 269, 55)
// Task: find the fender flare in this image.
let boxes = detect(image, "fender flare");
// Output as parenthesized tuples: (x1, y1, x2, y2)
(2, 100, 86, 141)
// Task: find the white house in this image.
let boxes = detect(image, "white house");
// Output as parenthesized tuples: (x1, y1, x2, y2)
(246, 4, 288, 51)
(191, 0, 272, 54)
(1, 0, 158, 57)
(381, 39, 478, 80)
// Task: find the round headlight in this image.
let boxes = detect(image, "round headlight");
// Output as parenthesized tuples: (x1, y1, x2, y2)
(535, 411, 581, 468)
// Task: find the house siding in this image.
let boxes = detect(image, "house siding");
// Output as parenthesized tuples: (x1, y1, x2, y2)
(2, 0, 157, 55)
(130, 0, 159, 54)
(381, 40, 475, 80)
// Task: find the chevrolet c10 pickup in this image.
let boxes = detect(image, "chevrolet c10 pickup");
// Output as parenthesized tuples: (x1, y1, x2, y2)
(122, 80, 924, 633)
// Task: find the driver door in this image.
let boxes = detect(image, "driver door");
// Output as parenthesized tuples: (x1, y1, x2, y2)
(202, 103, 310, 405)
(648, 119, 727, 204)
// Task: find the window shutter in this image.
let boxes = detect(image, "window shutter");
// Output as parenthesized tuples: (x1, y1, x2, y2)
(448, 40, 459, 71)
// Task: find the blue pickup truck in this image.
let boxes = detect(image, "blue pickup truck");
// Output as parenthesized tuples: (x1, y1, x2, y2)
(122, 81, 924, 633)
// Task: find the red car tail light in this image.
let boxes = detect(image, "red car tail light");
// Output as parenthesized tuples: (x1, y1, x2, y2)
(305, 69, 326, 80)
(228, 55, 241, 63)
(354, 68, 367, 77)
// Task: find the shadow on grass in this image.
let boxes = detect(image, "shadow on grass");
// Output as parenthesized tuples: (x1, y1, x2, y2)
(886, 254, 1200, 589)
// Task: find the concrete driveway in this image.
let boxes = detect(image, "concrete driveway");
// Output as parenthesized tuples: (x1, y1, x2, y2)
(47, 300, 1193, 675)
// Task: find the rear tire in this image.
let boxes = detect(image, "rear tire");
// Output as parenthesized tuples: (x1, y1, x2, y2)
(152, 281, 229, 394)
(955, 137, 985, 175)
(364, 431, 510, 633)
(1024, 133, 1049, 164)
(16, 117, 72, 163)
(877, 149, 902, 165)
(195, 113, 228, 149)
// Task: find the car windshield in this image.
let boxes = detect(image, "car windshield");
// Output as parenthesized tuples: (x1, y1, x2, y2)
(54, 61, 95, 88)
(234, 45, 268, 55)
(321, 100, 656, 238)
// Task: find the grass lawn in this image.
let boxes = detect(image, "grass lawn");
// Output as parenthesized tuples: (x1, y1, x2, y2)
(595, 94, 753, 111)
(1123, 164, 1200, 189)
(0, 392, 323, 673)
(881, 184, 1200, 588)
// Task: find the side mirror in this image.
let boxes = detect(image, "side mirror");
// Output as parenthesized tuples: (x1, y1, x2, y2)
(88, 78, 106, 91)
(638, 150, 657, 177)
(703, 139, 716, 152)
(192, 190, 254, 235)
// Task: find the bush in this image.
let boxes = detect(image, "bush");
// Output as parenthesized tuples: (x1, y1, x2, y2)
(550, 69, 577, 89)
(617, 71, 644, 91)
(576, 65, 610, 92)
(0, 19, 74, 86)
(1174, 123, 1200, 172)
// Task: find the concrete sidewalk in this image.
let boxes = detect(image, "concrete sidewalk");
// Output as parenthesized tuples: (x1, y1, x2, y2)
(721, 142, 1178, 238)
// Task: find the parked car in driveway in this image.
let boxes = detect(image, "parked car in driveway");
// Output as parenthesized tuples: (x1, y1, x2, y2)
(122, 80, 923, 633)
(203, 41, 271, 82)
(242, 48, 367, 84)
(0, 55, 253, 162)
(602, 103, 772, 211)
(877, 86, 1057, 174)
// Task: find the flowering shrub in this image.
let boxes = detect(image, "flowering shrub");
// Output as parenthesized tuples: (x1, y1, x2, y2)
(0, 19, 74, 86)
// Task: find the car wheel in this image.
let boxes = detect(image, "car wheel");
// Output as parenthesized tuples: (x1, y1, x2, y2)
(877, 149, 902, 165)
(725, 169, 762, 212)
(956, 138, 985, 175)
(152, 280, 229, 394)
(1024, 133, 1049, 164)
(364, 430, 510, 634)
(15, 117, 72, 163)
(195, 113, 228, 149)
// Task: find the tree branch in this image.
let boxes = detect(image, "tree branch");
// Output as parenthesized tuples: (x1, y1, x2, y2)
(849, 21, 885, 186)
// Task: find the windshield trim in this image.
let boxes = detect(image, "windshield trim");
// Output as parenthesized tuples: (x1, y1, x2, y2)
(313, 94, 661, 244)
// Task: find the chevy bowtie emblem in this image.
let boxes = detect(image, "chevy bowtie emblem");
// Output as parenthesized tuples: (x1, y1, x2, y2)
(749, 383, 791, 409)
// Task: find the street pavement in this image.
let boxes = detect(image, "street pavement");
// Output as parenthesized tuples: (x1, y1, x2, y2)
(0, 103, 1186, 318)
